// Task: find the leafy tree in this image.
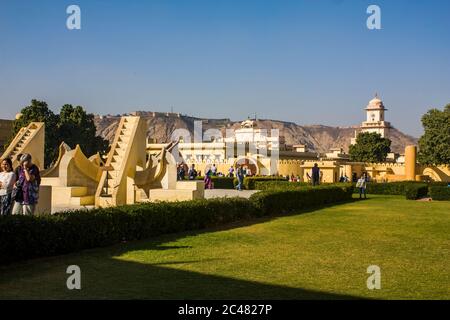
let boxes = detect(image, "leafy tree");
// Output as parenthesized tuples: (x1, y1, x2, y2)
(58, 104, 109, 158)
(6, 100, 109, 168)
(418, 104, 450, 165)
(349, 132, 391, 162)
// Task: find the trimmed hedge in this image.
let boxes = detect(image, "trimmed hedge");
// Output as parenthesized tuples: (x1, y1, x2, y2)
(233, 176, 289, 190)
(429, 186, 450, 201)
(0, 185, 353, 265)
(405, 184, 429, 200)
(255, 180, 316, 191)
(352, 181, 450, 200)
(196, 176, 236, 189)
(0, 198, 257, 265)
(353, 181, 429, 196)
(250, 184, 354, 215)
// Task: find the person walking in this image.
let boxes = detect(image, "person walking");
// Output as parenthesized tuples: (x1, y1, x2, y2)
(12, 154, 41, 215)
(228, 166, 234, 177)
(236, 165, 245, 191)
(204, 167, 213, 189)
(0, 158, 16, 215)
(211, 164, 217, 176)
(178, 163, 185, 180)
(188, 164, 197, 180)
(311, 163, 320, 186)
(356, 173, 367, 199)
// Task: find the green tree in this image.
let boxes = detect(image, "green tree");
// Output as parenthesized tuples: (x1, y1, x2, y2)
(418, 104, 450, 165)
(58, 104, 109, 158)
(349, 132, 391, 162)
(6, 100, 109, 168)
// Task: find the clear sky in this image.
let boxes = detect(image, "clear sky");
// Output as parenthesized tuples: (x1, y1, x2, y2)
(1, 0, 449, 137)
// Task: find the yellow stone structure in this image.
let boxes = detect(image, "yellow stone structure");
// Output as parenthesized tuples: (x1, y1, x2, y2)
(40, 143, 103, 207)
(1, 122, 51, 214)
(1, 122, 45, 170)
(95, 116, 203, 208)
(147, 117, 449, 184)
(1, 113, 449, 214)
(405, 145, 417, 181)
(95, 116, 148, 207)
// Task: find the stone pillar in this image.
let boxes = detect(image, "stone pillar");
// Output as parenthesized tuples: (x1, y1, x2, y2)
(405, 145, 417, 181)
(345, 165, 353, 179)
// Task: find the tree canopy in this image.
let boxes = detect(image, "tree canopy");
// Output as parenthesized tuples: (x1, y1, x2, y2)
(6, 100, 109, 168)
(418, 104, 450, 165)
(349, 132, 391, 163)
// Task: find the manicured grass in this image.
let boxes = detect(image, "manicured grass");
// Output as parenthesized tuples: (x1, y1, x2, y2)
(0, 195, 449, 299)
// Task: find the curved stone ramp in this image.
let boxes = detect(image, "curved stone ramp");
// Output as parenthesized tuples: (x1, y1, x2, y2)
(41, 144, 103, 207)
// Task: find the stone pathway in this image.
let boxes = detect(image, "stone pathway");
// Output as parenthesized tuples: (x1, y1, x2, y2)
(204, 189, 259, 199)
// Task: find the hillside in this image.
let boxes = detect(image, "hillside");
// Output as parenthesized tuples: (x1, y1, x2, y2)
(94, 112, 417, 154)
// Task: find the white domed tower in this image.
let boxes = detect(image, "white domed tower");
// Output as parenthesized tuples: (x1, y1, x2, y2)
(351, 94, 391, 144)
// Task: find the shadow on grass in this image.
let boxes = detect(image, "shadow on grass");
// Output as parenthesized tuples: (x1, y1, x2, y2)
(0, 198, 368, 299)
(72, 257, 363, 300)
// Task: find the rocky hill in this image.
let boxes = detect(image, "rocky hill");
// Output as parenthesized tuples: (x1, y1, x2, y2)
(94, 111, 417, 154)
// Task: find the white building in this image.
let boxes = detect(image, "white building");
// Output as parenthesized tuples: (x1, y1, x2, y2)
(351, 95, 391, 144)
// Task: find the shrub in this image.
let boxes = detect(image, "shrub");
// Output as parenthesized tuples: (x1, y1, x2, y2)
(353, 181, 430, 196)
(0, 198, 256, 265)
(250, 184, 354, 215)
(233, 176, 288, 190)
(405, 184, 429, 200)
(429, 186, 450, 201)
(196, 176, 235, 189)
(0, 185, 353, 265)
(255, 181, 315, 190)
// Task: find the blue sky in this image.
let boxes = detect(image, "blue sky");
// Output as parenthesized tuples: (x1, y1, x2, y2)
(0, 0, 449, 137)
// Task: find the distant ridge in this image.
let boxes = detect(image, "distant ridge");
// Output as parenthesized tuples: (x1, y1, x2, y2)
(94, 111, 417, 154)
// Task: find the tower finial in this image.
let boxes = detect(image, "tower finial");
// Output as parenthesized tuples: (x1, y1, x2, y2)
(375, 92, 379, 98)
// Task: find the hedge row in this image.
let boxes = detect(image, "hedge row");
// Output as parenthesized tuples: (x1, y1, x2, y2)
(255, 181, 322, 191)
(352, 181, 429, 196)
(429, 186, 450, 201)
(0, 185, 353, 265)
(194, 176, 289, 190)
(404, 184, 429, 200)
(233, 176, 289, 190)
(196, 176, 236, 189)
(351, 181, 449, 200)
(250, 184, 354, 215)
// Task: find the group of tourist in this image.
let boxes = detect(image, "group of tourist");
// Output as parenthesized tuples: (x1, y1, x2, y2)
(177, 161, 369, 198)
(176, 162, 252, 191)
(286, 163, 369, 199)
(0, 153, 41, 216)
(203, 164, 247, 191)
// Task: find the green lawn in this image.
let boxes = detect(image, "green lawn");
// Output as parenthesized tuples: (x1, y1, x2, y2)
(0, 195, 449, 300)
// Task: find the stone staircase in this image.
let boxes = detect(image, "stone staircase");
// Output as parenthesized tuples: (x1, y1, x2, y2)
(96, 117, 142, 207)
(40, 177, 96, 206)
(1, 122, 44, 168)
